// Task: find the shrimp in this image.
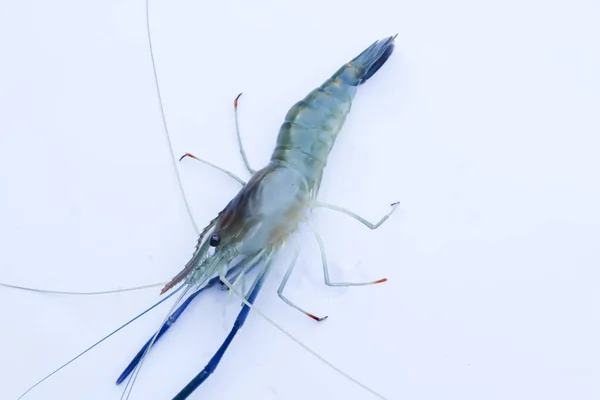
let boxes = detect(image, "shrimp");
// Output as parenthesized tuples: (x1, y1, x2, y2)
(17, 34, 400, 400)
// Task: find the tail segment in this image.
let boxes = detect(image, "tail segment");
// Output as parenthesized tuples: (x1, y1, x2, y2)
(355, 34, 397, 84)
(333, 34, 397, 86)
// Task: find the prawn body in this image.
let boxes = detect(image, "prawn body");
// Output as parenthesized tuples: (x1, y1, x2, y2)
(17, 35, 399, 400)
(137, 34, 398, 400)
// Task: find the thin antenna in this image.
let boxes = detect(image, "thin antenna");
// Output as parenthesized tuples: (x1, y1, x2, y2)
(16, 286, 184, 399)
(1, 0, 195, 299)
(145, 0, 199, 235)
(0, 282, 165, 296)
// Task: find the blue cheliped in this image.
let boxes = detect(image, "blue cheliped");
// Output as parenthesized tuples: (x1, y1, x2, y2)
(115, 262, 266, 399)
(172, 271, 267, 399)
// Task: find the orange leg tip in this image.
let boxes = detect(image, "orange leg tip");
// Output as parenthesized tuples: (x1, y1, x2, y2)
(179, 153, 198, 162)
(373, 278, 388, 284)
(308, 313, 329, 322)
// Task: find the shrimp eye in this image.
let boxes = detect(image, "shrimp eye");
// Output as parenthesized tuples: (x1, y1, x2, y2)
(209, 234, 221, 247)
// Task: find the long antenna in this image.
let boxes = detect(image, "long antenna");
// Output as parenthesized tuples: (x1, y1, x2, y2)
(0, 282, 165, 295)
(0, 0, 197, 297)
(145, 0, 199, 236)
(221, 276, 389, 399)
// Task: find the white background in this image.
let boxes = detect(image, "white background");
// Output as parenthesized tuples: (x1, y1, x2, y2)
(1, 0, 599, 399)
